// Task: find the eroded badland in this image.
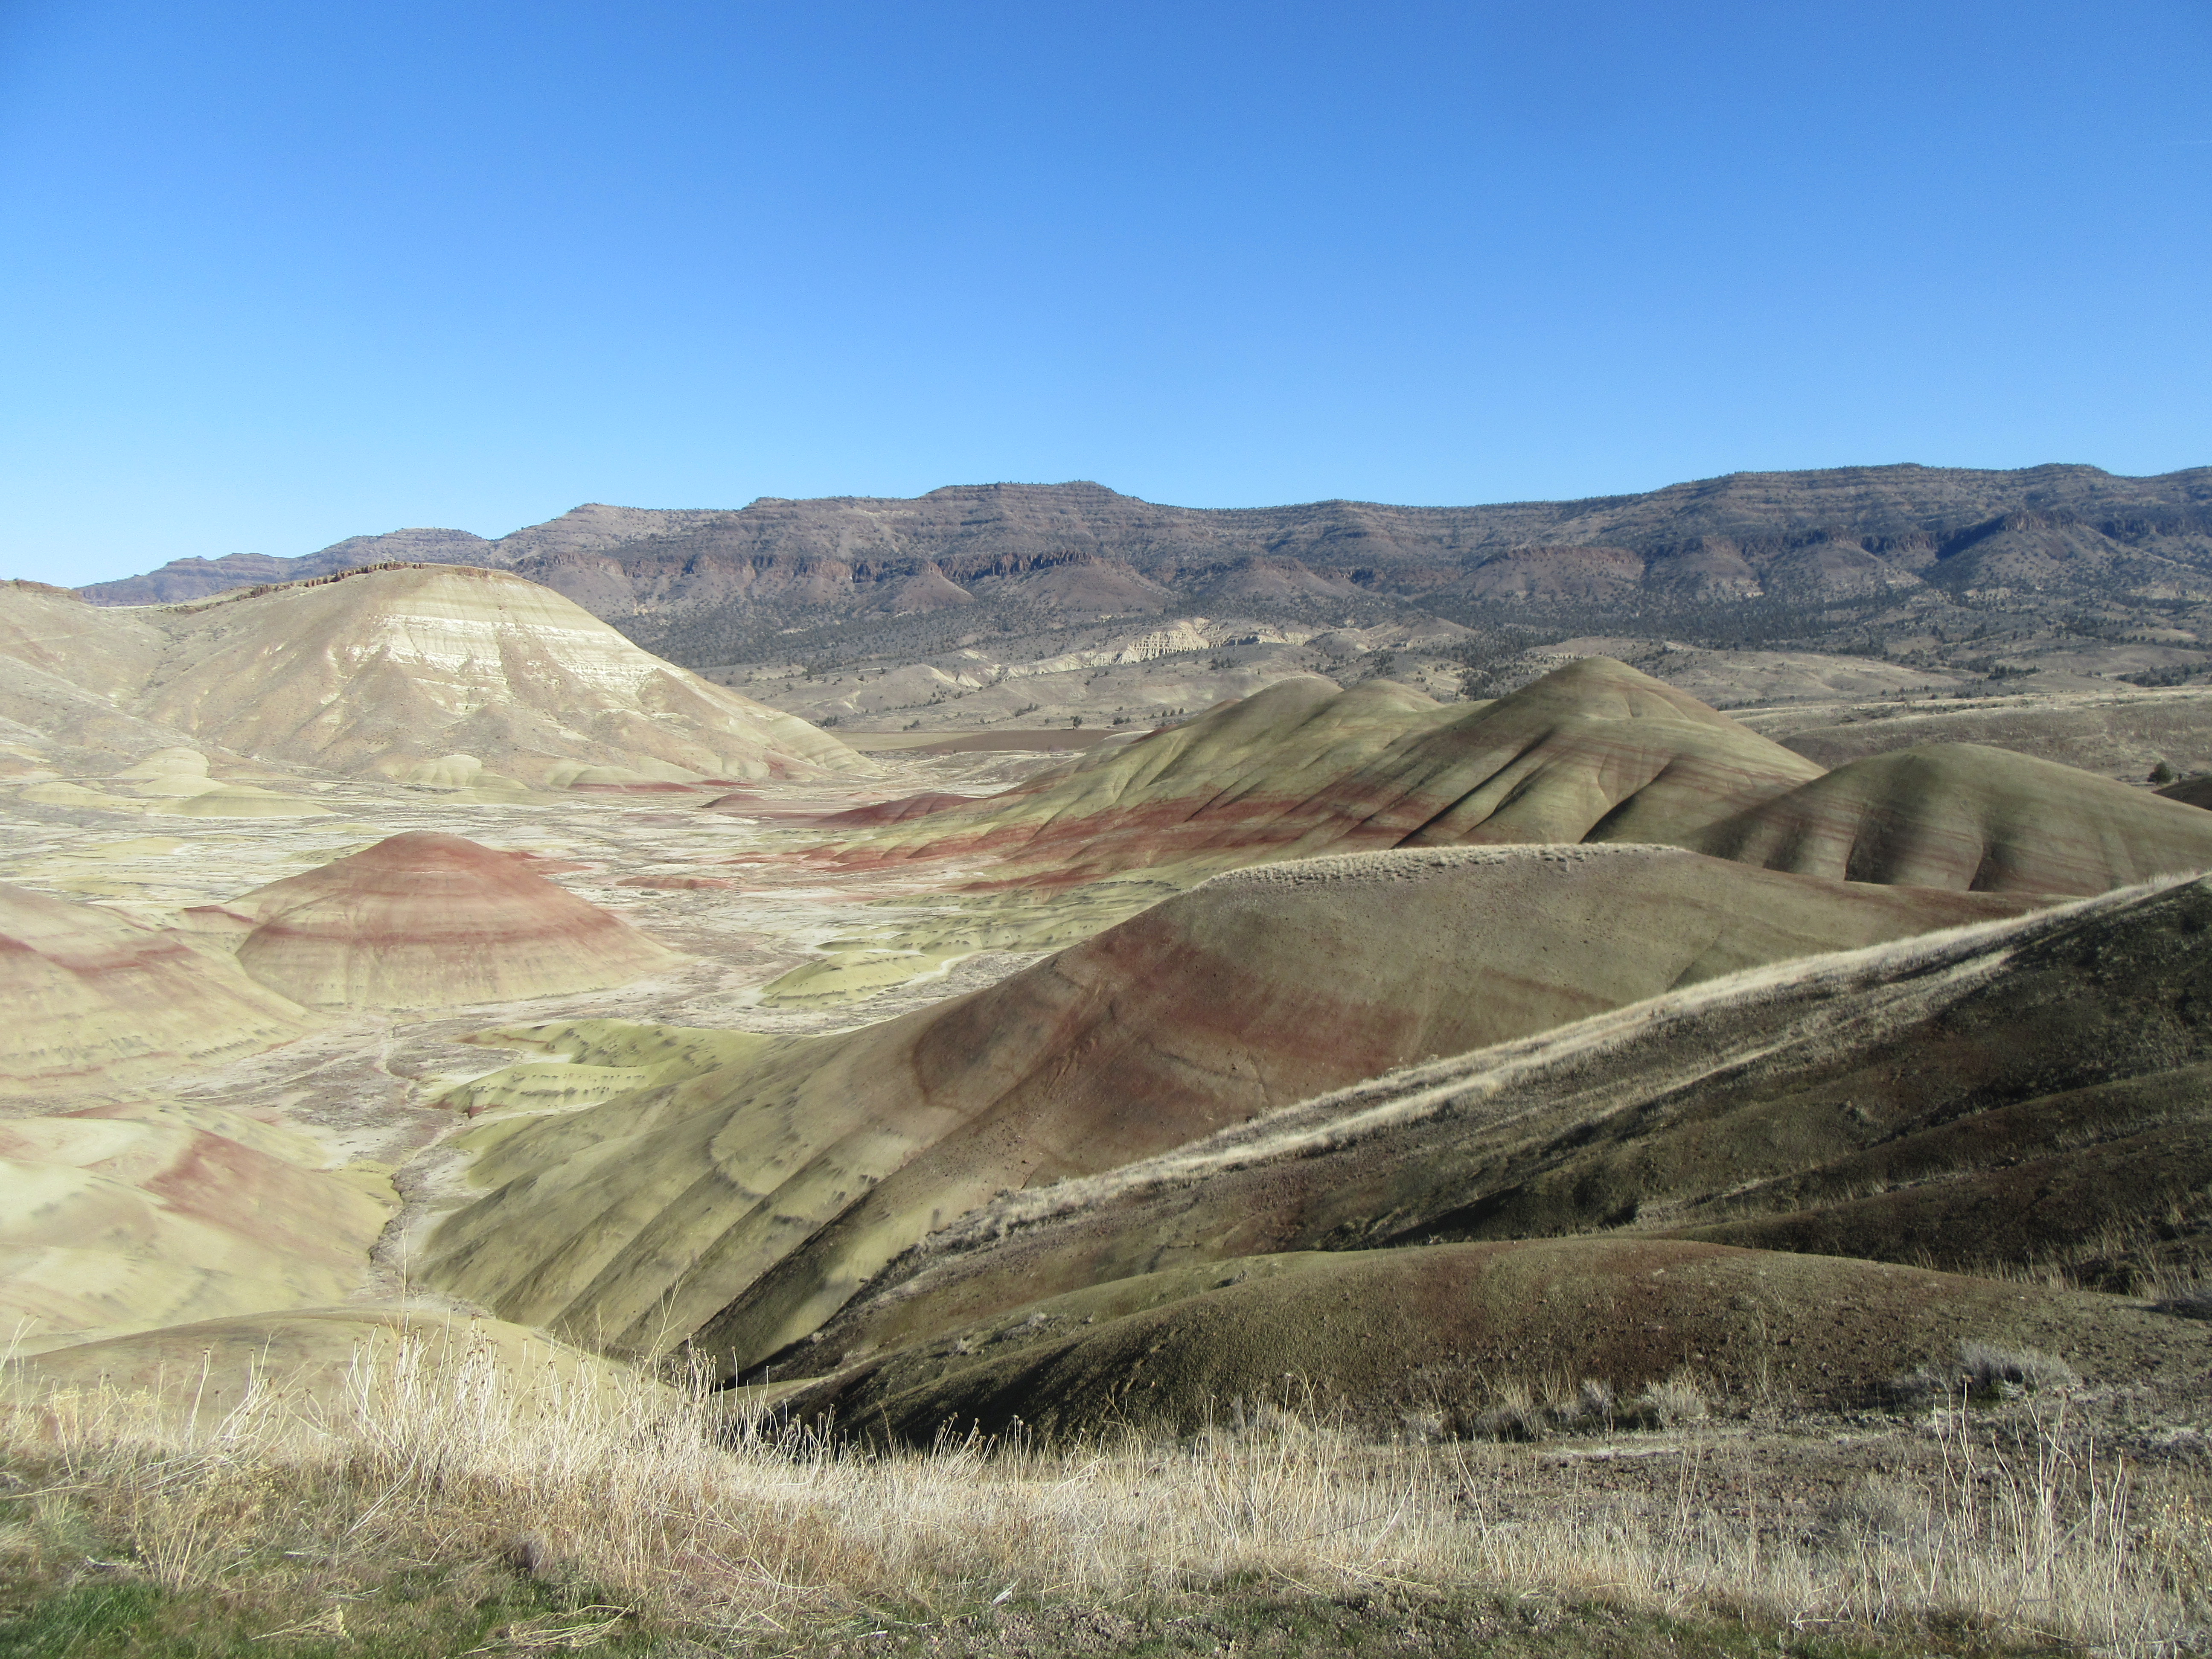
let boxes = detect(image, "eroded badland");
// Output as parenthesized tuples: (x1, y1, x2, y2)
(5, 467, 2212, 1657)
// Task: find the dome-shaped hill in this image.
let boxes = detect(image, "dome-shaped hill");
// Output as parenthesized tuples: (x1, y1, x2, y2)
(0, 1100, 394, 1346)
(140, 564, 868, 785)
(22, 1307, 645, 1413)
(0, 565, 870, 787)
(0, 883, 312, 1094)
(229, 832, 680, 1008)
(805, 658, 1825, 883)
(1690, 743, 2212, 893)
(421, 844, 2038, 1370)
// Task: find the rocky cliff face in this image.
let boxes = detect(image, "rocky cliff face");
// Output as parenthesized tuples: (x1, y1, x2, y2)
(76, 464, 2212, 689)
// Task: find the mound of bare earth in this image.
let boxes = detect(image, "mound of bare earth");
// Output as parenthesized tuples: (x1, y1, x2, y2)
(1746, 687, 2212, 782)
(801, 877, 2212, 1388)
(221, 831, 681, 1008)
(798, 660, 2212, 908)
(0, 1101, 394, 1347)
(783, 1238, 2195, 1443)
(419, 845, 2036, 1369)
(0, 565, 870, 791)
(1689, 742, 2212, 894)
(0, 882, 313, 1094)
(19, 1306, 646, 1412)
(800, 659, 1826, 884)
(134, 565, 866, 786)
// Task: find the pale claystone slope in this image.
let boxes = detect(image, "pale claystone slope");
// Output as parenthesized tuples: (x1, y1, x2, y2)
(0, 567, 870, 787)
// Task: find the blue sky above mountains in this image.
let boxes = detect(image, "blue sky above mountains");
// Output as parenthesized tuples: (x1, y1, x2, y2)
(2, 0, 2207, 585)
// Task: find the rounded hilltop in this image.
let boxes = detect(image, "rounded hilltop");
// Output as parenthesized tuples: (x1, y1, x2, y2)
(224, 831, 680, 1009)
(0, 563, 870, 790)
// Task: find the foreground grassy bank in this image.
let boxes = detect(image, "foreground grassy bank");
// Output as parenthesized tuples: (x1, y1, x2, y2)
(3, 1332, 2206, 1656)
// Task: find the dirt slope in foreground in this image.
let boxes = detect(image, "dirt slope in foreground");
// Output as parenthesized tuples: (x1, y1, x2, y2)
(421, 846, 2036, 1368)
(795, 876, 2212, 1413)
(784, 1237, 2200, 1442)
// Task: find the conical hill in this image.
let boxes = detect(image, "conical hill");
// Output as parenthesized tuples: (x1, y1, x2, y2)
(227, 832, 679, 1008)
(1692, 742, 2212, 894)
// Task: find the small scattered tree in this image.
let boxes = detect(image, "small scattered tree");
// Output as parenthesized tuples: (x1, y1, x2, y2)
(2151, 760, 2178, 785)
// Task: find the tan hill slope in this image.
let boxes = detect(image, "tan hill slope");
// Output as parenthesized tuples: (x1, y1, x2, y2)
(805, 659, 1828, 884)
(800, 658, 2212, 899)
(419, 845, 2037, 1368)
(19, 1307, 649, 1415)
(0, 1101, 395, 1349)
(784, 875, 2212, 1437)
(0, 882, 314, 1094)
(0, 566, 868, 791)
(1739, 685, 2212, 783)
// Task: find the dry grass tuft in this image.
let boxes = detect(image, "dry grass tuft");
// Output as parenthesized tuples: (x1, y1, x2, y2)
(1889, 1340, 2080, 1407)
(1, 1331, 2203, 1651)
(1956, 1342, 2081, 1394)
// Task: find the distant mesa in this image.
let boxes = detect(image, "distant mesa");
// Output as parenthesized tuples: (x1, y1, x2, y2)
(75, 528, 497, 605)
(420, 843, 2038, 1369)
(75, 467, 2212, 663)
(221, 831, 681, 1009)
(0, 882, 314, 1094)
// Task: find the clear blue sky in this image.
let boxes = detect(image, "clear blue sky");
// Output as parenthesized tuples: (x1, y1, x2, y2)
(2, 0, 2207, 585)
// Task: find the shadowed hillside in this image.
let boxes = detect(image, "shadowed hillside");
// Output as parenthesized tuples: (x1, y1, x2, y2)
(786, 875, 2212, 1438)
(419, 845, 2040, 1368)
